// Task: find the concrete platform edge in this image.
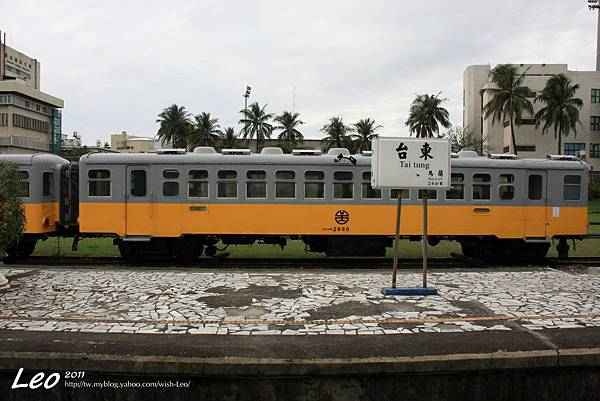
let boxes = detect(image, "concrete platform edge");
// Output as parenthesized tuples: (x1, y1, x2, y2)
(1, 348, 599, 377)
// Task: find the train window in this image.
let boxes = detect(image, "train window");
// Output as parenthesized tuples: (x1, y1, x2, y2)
(18, 171, 29, 197)
(528, 175, 543, 200)
(218, 170, 237, 198)
(163, 181, 179, 196)
(418, 189, 437, 200)
(361, 172, 381, 199)
(498, 174, 515, 200)
(276, 170, 295, 198)
(390, 189, 409, 199)
(247, 170, 266, 180)
(563, 175, 581, 201)
(88, 170, 110, 179)
(305, 171, 324, 180)
(304, 171, 324, 199)
(130, 170, 147, 197)
(188, 170, 208, 198)
(247, 170, 266, 198)
(276, 171, 295, 180)
(446, 173, 464, 200)
(88, 169, 110, 197)
(218, 170, 237, 180)
(472, 173, 491, 200)
(163, 170, 179, 179)
(42, 172, 53, 197)
(333, 171, 353, 199)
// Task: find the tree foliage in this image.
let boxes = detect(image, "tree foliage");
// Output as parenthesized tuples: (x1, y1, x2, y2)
(273, 111, 304, 145)
(219, 127, 240, 150)
(320, 117, 354, 151)
(190, 112, 221, 149)
(239, 102, 274, 152)
(0, 162, 25, 257)
(481, 64, 534, 155)
(444, 126, 488, 155)
(352, 118, 381, 152)
(156, 104, 192, 149)
(534, 73, 583, 155)
(405, 93, 451, 138)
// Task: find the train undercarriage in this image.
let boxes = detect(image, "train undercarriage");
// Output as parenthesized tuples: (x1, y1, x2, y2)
(110, 234, 575, 262)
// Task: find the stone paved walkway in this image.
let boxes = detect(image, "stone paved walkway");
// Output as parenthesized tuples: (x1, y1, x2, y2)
(0, 267, 599, 335)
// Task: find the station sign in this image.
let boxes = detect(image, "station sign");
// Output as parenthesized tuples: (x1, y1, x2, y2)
(371, 137, 451, 189)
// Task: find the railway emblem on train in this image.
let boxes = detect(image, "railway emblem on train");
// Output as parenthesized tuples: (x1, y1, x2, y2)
(335, 210, 350, 225)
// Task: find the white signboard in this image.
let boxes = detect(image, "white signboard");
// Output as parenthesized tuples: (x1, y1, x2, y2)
(371, 137, 451, 189)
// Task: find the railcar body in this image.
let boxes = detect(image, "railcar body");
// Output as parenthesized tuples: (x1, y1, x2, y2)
(77, 147, 589, 260)
(0, 153, 70, 256)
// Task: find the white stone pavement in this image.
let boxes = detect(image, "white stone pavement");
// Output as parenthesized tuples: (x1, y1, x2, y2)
(0, 267, 599, 335)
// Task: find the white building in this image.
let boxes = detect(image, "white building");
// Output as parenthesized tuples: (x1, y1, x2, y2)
(463, 64, 600, 178)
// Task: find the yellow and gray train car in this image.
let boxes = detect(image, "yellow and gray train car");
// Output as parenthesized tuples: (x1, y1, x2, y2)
(0, 153, 73, 257)
(77, 147, 589, 260)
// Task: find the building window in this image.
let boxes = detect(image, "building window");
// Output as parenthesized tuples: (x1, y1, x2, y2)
(275, 170, 295, 198)
(515, 145, 536, 152)
(12, 113, 49, 133)
(591, 144, 600, 158)
(563, 143, 585, 156)
(246, 170, 267, 198)
(0, 113, 7, 126)
(333, 171, 353, 199)
(130, 170, 147, 197)
(528, 175, 543, 200)
(445, 173, 464, 200)
(519, 118, 536, 125)
(564, 175, 581, 201)
(19, 171, 29, 197)
(304, 171, 324, 199)
(503, 120, 510, 128)
(499, 174, 515, 200)
(361, 171, 381, 199)
(218, 170, 237, 198)
(591, 116, 600, 132)
(88, 170, 110, 196)
(592, 89, 600, 104)
(472, 173, 491, 200)
(188, 170, 208, 198)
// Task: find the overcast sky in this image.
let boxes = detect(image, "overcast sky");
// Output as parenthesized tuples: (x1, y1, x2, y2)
(2, 0, 598, 145)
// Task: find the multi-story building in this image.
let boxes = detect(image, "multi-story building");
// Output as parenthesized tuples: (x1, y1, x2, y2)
(0, 35, 64, 154)
(463, 64, 600, 175)
(110, 131, 156, 153)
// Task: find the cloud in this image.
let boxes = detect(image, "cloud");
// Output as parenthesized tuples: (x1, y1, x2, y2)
(2, 0, 596, 144)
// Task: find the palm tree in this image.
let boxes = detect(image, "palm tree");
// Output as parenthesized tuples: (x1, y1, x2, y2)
(534, 74, 583, 155)
(482, 64, 534, 155)
(405, 93, 451, 138)
(239, 102, 274, 152)
(219, 127, 240, 150)
(273, 111, 305, 145)
(189, 112, 221, 149)
(352, 118, 382, 152)
(320, 117, 354, 151)
(156, 104, 191, 149)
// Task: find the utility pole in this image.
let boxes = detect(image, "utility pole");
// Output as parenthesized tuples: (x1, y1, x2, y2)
(589, 0, 600, 70)
(243, 85, 251, 149)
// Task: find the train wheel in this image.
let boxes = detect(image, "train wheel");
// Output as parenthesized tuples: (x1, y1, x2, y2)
(205, 245, 217, 257)
(118, 242, 137, 260)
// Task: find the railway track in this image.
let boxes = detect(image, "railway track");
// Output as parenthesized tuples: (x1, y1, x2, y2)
(3, 255, 600, 270)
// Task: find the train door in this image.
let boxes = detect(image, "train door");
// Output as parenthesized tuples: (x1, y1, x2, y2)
(125, 166, 152, 236)
(524, 171, 547, 238)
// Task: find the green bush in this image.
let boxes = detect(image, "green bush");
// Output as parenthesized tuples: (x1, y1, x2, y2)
(0, 161, 25, 257)
(590, 183, 600, 201)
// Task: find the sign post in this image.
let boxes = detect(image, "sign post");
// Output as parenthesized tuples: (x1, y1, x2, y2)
(371, 137, 450, 296)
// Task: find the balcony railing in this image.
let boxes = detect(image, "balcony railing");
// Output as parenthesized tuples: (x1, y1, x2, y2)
(0, 136, 50, 151)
